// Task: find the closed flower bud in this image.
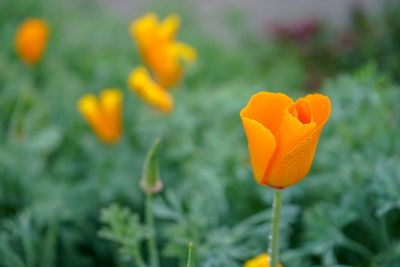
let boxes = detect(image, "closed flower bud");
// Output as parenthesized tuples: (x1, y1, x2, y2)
(140, 138, 163, 194)
(241, 92, 331, 189)
(77, 89, 123, 144)
(15, 18, 49, 65)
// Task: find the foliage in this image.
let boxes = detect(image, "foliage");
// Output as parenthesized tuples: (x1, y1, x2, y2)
(99, 204, 148, 263)
(0, 0, 400, 267)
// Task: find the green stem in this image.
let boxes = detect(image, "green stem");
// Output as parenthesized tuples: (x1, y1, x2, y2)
(269, 189, 282, 267)
(145, 193, 160, 267)
(133, 245, 146, 267)
(187, 242, 194, 267)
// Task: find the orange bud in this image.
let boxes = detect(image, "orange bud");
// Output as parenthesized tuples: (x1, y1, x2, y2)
(77, 89, 123, 144)
(15, 18, 49, 65)
(244, 253, 282, 267)
(128, 66, 174, 113)
(240, 92, 331, 189)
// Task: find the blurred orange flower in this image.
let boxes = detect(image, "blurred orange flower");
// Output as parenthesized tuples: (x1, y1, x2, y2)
(130, 12, 196, 87)
(240, 92, 331, 189)
(244, 253, 282, 267)
(78, 89, 122, 144)
(15, 18, 49, 65)
(128, 66, 174, 113)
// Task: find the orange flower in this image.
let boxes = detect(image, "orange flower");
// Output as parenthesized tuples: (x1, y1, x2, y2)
(78, 89, 122, 144)
(244, 253, 282, 267)
(128, 66, 174, 113)
(240, 92, 331, 189)
(130, 13, 196, 87)
(15, 18, 49, 65)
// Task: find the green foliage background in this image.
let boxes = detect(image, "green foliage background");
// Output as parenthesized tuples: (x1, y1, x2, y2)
(0, 0, 400, 267)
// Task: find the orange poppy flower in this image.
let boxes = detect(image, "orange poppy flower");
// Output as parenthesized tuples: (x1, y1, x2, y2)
(128, 66, 174, 113)
(240, 92, 331, 189)
(130, 13, 196, 87)
(15, 18, 49, 65)
(244, 253, 282, 267)
(77, 89, 122, 144)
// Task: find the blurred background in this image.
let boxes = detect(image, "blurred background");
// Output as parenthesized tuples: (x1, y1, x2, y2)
(1, 0, 400, 267)
(104, 0, 382, 29)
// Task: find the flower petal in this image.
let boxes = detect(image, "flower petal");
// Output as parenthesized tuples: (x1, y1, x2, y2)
(130, 12, 158, 45)
(263, 107, 316, 187)
(241, 92, 293, 135)
(100, 89, 122, 112)
(265, 126, 323, 188)
(304, 93, 331, 125)
(274, 106, 317, 158)
(264, 94, 331, 188)
(100, 89, 122, 143)
(159, 14, 180, 40)
(78, 95, 109, 142)
(244, 253, 283, 267)
(77, 94, 100, 123)
(128, 66, 174, 113)
(295, 98, 312, 124)
(240, 117, 276, 184)
(173, 42, 197, 63)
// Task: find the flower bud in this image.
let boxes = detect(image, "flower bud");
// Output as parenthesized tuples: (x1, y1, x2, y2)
(140, 138, 163, 194)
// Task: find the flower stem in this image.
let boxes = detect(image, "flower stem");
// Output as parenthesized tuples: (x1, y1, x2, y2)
(269, 189, 282, 267)
(186, 242, 194, 267)
(145, 193, 160, 267)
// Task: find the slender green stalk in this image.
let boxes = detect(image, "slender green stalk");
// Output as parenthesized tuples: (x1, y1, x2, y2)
(145, 193, 160, 267)
(187, 242, 194, 267)
(133, 245, 146, 267)
(269, 189, 282, 267)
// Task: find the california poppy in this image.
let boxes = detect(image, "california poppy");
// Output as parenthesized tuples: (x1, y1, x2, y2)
(128, 66, 174, 113)
(78, 89, 122, 144)
(244, 253, 282, 267)
(240, 92, 331, 189)
(130, 13, 196, 87)
(15, 18, 49, 65)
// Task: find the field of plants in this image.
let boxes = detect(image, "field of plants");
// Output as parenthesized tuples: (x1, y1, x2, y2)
(1, 0, 400, 267)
